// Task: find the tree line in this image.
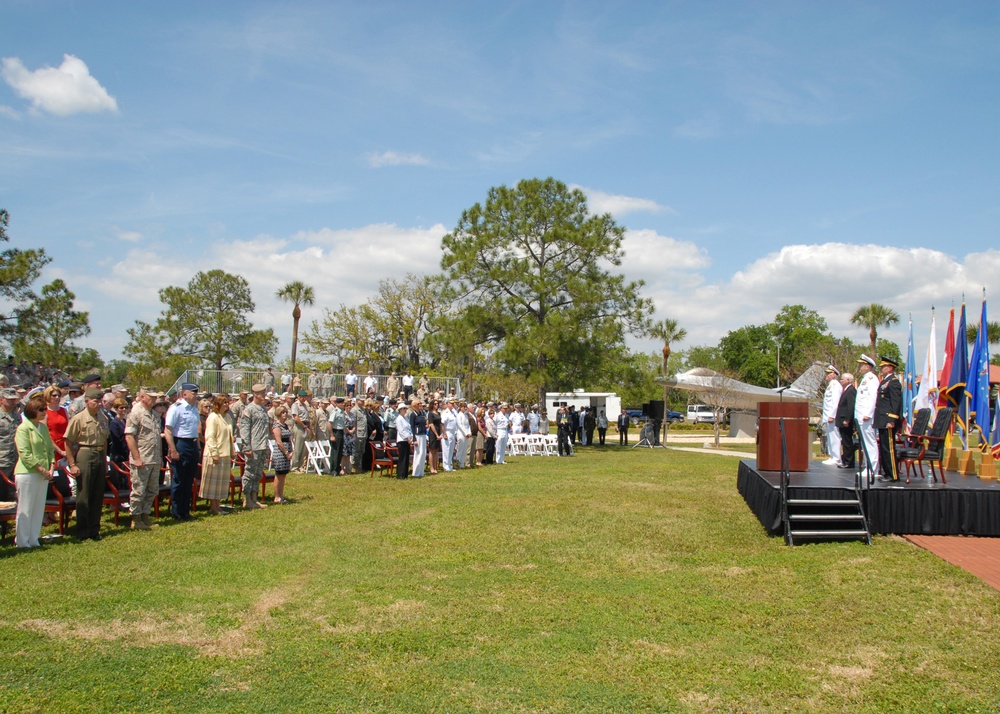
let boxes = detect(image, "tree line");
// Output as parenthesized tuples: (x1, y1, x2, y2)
(5, 179, 997, 403)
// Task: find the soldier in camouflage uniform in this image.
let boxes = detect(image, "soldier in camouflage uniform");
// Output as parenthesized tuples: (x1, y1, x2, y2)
(66, 373, 101, 419)
(239, 385, 271, 509)
(290, 391, 312, 471)
(350, 397, 367, 474)
(328, 396, 346, 475)
(230, 391, 249, 442)
(0, 387, 20, 500)
(124, 387, 162, 530)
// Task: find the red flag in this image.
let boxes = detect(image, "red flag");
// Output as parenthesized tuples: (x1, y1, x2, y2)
(938, 306, 955, 408)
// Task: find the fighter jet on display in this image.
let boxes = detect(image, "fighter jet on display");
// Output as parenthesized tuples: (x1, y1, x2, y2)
(660, 361, 827, 411)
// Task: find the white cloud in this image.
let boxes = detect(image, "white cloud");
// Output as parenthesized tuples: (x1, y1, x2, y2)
(575, 185, 670, 216)
(115, 229, 144, 243)
(366, 150, 429, 168)
(89, 223, 449, 358)
(1, 54, 118, 116)
(0, 104, 20, 120)
(620, 228, 709, 284)
(632, 242, 1000, 361)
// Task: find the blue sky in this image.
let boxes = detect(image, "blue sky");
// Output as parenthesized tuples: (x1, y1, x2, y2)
(2, 1, 998, 370)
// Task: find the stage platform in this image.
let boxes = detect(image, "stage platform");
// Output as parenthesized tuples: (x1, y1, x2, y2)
(737, 459, 1000, 537)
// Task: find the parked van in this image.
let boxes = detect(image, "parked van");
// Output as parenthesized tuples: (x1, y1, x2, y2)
(687, 404, 718, 424)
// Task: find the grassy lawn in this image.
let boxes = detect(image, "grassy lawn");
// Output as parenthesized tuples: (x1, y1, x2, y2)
(3, 446, 999, 712)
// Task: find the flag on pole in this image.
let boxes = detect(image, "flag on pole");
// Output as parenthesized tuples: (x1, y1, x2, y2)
(945, 300, 969, 432)
(902, 317, 916, 426)
(991, 392, 1000, 459)
(938, 306, 955, 408)
(967, 292, 991, 448)
(913, 309, 937, 420)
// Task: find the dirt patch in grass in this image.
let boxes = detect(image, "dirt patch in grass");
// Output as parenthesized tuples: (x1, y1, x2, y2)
(385, 507, 438, 525)
(634, 638, 686, 657)
(815, 646, 885, 698)
(618, 481, 669, 491)
(18, 583, 300, 659)
(313, 598, 428, 636)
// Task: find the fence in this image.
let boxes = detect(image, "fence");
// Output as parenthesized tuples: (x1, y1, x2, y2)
(167, 369, 462, 400)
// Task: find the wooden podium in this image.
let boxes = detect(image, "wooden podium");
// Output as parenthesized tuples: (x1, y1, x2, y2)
(756, 402, 810, 472)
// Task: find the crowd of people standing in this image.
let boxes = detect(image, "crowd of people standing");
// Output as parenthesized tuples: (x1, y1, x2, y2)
(1, 363, 645, 549)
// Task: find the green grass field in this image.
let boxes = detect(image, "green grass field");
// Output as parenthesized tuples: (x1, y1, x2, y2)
(3, 447, 999, 712)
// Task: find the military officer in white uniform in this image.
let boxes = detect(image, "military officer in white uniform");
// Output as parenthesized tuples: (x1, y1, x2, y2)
(821, 365, 843, 466)
(853, 354, 879, 480)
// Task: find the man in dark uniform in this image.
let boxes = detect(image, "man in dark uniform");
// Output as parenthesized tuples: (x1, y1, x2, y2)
(836, 372, 857, 469)
(617, 410, 630, 445)
(556, 406, 572, 456)
(874, 357, 903, 482)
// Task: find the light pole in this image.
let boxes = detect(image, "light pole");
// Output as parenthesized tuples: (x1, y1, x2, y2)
(773, 333, 783, 388)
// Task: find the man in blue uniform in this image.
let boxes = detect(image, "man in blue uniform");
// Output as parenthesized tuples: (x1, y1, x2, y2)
(164, 382, 200, 520)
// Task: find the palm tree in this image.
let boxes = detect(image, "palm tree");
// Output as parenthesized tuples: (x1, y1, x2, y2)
(850, 303, 900, 357)
(966, 320, 1000, 346)
(648, 318, 688, 377)
(648, 318, 687, 444)
(275, 281, 315, 375)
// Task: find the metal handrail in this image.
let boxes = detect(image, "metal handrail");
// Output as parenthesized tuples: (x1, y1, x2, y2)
(779, 417, 791, 544)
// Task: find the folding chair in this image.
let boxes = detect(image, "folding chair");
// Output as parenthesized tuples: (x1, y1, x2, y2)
(106, 461, 133, 525)
(154, 464, 172, 517)
(369, 441, 396, 477)
(306, 440, 331, 475)
(229, 452, 246, 506)
(2, 468, 76, 535)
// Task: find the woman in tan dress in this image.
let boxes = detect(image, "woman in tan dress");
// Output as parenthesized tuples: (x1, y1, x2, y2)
(200, 394, 233, 515)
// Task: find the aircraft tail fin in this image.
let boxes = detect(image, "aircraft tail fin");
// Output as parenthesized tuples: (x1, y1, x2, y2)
(787, 361, 826, 398)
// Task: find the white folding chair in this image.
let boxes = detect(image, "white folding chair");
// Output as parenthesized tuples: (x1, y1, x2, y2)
(305, 440, 331, 475)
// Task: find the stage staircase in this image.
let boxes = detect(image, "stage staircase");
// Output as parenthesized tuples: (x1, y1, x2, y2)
(777, 419, 871, 546)
(783, 493, 871, 546)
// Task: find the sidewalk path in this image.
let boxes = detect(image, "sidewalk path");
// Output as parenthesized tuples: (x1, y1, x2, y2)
(904, 535, 1000, 592)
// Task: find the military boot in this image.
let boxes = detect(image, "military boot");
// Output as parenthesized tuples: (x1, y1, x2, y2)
(141, 513, 158, 529)
(132, 514, 151, 531)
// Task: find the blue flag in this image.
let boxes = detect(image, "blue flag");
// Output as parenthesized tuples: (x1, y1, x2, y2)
(967, 295, 991, 446)
(902, 318, 916, 426)
(945, 301, 969, 430)
(991, 392, 1000, 459)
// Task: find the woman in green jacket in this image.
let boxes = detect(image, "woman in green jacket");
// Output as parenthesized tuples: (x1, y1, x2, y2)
(14, 395, 55, 549)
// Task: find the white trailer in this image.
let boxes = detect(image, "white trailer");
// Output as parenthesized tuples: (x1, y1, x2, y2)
(545, 391, 622, 424)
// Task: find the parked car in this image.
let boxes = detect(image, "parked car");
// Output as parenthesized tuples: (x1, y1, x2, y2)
(624, 409, 649, 425)
(625, 408, 683, 424)
(687, 404, 720, 424)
